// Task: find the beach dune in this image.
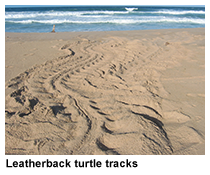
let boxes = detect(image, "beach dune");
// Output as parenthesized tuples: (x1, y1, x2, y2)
(5, 28, 205, 155)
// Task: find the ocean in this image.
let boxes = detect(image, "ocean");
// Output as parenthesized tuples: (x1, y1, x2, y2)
(5, 5, 205, 33)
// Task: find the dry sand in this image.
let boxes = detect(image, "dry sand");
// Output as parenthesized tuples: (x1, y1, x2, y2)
(5, 28, 205, 155)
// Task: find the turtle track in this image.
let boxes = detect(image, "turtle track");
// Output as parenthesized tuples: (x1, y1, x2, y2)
(5, 36, 182, 155)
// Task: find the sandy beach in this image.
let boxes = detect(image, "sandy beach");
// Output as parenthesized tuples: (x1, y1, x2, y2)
(5, 28, 205, 155)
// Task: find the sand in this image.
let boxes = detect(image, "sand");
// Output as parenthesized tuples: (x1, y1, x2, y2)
(5, 28, 205, 155)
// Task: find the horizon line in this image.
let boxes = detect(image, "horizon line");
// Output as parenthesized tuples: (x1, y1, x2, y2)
(5, 5, 205, 8)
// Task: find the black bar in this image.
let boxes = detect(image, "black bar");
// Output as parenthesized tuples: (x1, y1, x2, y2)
(6, 159, 138, 168)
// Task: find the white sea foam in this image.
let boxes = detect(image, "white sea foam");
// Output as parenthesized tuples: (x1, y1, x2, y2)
(7, 17, 205, 25)
(5, 9, 205, 20)
(125, 7, 138, 11)
(5, 10, 130, 19)
(150, 10, 205, 15)
(5, 11, 83, 19)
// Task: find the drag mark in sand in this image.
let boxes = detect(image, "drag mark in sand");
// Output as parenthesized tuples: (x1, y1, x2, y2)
(5, 32, 204, 155)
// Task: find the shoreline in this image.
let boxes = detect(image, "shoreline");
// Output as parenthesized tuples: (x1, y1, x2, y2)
(5, 27, 205, 33)
(5, 27, 205, 155)
(5, 27, 205, 39)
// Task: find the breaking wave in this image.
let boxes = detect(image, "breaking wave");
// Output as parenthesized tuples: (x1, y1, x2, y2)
(6, 17, 205, 25)
(5, 6, 205, 32)
(5, 9, 205, 19)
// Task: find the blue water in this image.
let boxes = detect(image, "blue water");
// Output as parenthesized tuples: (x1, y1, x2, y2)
(5, 5, 205, 33)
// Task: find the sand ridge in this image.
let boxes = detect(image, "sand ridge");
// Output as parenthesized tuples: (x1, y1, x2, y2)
(5, 28, 205, 155)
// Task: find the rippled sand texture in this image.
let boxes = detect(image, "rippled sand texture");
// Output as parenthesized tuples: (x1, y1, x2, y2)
(5, 28, 205, 155)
